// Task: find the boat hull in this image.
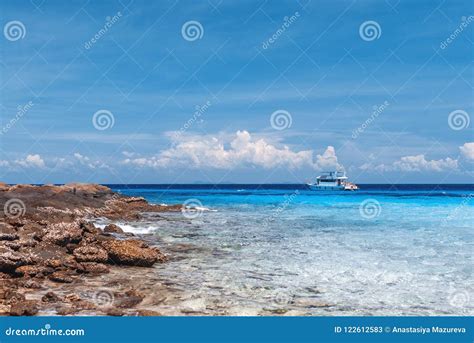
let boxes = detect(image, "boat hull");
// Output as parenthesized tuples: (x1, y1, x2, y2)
(307, 184, 358, 191)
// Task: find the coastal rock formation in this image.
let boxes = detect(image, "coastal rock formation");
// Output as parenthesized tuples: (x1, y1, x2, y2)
(0, 183, 174, 316)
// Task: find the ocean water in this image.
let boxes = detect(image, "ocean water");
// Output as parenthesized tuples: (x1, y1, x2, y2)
(106, 184, 473, 316)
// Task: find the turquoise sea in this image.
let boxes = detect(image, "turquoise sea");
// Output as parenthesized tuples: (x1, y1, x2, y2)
(105, 184, 473, 316)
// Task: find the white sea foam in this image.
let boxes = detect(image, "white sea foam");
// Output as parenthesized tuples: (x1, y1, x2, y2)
(95, 222, 159, 234)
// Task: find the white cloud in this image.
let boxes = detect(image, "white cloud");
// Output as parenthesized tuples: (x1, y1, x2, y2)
(15, 154, 46, 168)
(361, 154, 458, 172)
(460, 142, 474, 161)
(122, 130, 342, 171)
(74, 153, 109, 170)
(393, 155, 458, 172)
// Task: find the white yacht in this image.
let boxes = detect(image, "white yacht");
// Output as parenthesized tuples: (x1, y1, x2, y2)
(307, 171, 359, 191)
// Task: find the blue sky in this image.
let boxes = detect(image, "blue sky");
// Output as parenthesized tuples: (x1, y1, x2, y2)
(0, 0, 473, 184)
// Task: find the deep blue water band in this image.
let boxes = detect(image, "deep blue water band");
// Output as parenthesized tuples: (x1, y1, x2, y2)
(0, 316, 472, 343)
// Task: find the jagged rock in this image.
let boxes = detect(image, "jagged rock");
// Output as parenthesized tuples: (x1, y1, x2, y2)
(0, 247, 34, 273)
(103, 223, 124, 234)
(102, 240, 161, 267)
(1, 288, 25, 304)
(79, 262, 109, 274)
(43, 222, 83, 246)
(0, 233, 18, 241)
(15, 265, 53, 277)
(10, 300, 38, 316)
(73, 245, 108, 263)
(49, 271, 74, 283)
(114, 289, 144, 308)
(42, 292, 60, 302)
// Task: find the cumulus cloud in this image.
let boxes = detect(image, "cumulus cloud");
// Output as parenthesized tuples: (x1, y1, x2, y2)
(122, 131, 342, 171)
(15, 154, 46, 168)
(360, 154, 458, 172)
(74, 153, 109, 170)
(460, 142, 474, 161)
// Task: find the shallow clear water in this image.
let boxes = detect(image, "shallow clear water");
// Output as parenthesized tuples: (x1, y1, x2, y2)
(107, 184, 473, 315)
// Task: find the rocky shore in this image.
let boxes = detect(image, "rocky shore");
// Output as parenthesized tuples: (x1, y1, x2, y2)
(0, 183, 181, 316)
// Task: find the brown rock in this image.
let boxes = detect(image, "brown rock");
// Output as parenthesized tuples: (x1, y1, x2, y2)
(43, 221, 83, 246)
(10, 300, 38, 316)
(136, 309, 162, 316)
(15, 265, 53, 277)
(56, 307, 77, 315)
(0, 233, 19, 241)
(21, 280, 42, 289)
(42, 292, 60, 302)
(0, 247, 34, 273)
(1, 289, 25, 304)
(79, 262, 109, 274)
(73, 245, 108, 263)
(80, 221, 102, 234)
(103, 223, 124, 234)
(49, 271, 74, 283)
(102, 239, 160, 267)
(106, 308, 125, 316)
(72, 300, 96, 311)
(114, 289, 144, 309)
